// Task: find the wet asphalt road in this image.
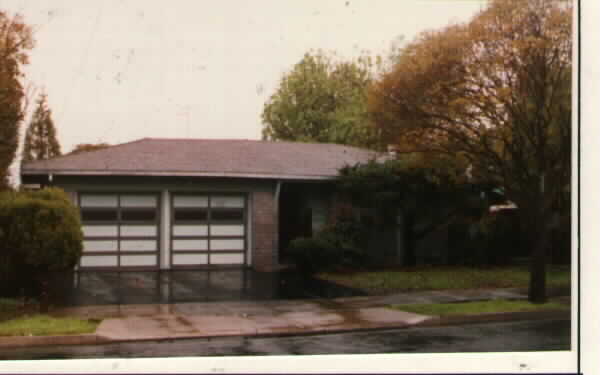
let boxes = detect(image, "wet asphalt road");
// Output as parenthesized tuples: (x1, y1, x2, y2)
(0, 318, 569, 360)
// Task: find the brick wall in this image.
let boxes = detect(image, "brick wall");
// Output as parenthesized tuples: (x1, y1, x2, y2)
(252, 189, 279, 271)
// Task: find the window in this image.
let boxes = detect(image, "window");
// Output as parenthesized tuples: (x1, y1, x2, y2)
(81, 208, 118, 222)
(173, 208, 208, 222)
(121, 208, 156, 222)
(211, 209, 244, 222)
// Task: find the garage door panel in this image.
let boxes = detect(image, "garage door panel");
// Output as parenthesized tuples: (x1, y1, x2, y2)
(121, 208, 157, 222)
(211, 253, 244, 264)
(173, 253, 208, 265)
(80, 208, 118, 222)
(120, 240, 157, 251)
(83, 240, 118, 252)
(211, 196, 244, 208)
(173, 239, 208, 251)
(210, 209, 244, 222)
(83, 225, 118, 237)
(120, 225, 157, 237)
(80, 255, 118, 267)
(173, 225, 208, 236)
(120, 195, 157, 207)
(210, 239, 245, 251)
(80, 195, 118, 207)
(120, 255, 157, 267)
(171, 193, 246, 268)
(174, 196, 208, 208)
(210, 225, 244, 236)
(79, 193, 159, 269)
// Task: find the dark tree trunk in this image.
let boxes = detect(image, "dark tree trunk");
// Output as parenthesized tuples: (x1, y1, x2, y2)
(528, 230, 549, 303)
(521, 202, 551, 304)
(404, 214, 417, 266)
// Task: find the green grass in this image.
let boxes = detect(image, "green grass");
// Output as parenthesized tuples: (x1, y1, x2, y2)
(0, 298, 37, 321)
(391, 299, 569, 316)
(0, 315, 100, 337)
(0, 298, 20, 312)
(318, 265, 571, 295)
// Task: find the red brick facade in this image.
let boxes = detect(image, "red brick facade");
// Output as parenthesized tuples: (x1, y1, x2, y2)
(251, 189, 279, 271)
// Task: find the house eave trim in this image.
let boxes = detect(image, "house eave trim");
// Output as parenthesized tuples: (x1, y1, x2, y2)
(20, 170, 337, 181)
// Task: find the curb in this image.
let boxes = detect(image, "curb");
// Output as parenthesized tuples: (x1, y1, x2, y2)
(0, 309, 570, 348)
(0, 333, 109, 348)
(416, 309, 570, 328)
(94, 321, 419, 344)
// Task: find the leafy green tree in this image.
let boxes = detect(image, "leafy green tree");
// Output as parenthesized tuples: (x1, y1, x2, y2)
(0, 11, 34, 189)
(262, 50, 382, 149)
(368, 0, 572, 302)
(22, 93, 62, 162)
(68, 142, 111, 155)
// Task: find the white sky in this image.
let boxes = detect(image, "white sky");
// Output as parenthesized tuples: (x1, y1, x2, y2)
(0, 0, 485, 154)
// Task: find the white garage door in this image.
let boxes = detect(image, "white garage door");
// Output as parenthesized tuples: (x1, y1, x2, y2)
(79, 193, 160, 269)
(171, 194, 246, 267)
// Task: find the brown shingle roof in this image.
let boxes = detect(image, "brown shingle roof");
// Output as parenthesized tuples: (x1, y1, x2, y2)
(21, 138, 379, 180)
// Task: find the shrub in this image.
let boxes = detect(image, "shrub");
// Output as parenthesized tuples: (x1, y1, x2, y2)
(449, 210, 522, 266)
(288, 211, 369, 274)
(0, 188, 83, 297)
(287, 237, 338, 274)
(549, 214, 570, 265)
(480, 210, 523, 265)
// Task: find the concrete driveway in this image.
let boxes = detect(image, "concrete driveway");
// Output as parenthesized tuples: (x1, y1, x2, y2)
(59, 269, 365, 306)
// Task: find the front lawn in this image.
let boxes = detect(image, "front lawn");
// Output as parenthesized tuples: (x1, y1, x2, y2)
(318, 265, 571, 295)
(0, 298, 39, 322)
(0, 315, 100, 337)
(0, 298, 21, 315)
(0, 298, 100, 337)
(391, 299, 569, 316)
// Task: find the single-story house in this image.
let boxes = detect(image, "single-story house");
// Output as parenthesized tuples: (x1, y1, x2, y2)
(20, 138, 378, 272)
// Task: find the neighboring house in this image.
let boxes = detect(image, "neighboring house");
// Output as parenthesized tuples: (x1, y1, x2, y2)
(20, 138, 378, 272)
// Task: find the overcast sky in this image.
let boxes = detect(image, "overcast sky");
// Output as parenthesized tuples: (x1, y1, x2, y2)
(1, 0, 486, 155)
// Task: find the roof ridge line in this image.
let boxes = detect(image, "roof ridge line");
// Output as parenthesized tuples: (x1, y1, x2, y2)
(141, 137, 374, 150)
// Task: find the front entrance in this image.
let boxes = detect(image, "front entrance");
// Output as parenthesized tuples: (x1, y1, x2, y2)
(278, 183, 332, 262)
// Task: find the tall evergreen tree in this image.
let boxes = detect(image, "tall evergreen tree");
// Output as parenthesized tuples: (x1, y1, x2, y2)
(22, 93, 61, 162)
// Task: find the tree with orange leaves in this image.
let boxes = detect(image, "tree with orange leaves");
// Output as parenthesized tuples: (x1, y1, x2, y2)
(369, 0, 572, 303)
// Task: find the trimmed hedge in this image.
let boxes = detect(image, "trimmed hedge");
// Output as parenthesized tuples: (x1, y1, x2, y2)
(0, 188, 83, 297)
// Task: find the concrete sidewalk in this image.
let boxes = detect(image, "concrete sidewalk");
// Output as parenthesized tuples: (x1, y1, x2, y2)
(0, 288, 570, 348)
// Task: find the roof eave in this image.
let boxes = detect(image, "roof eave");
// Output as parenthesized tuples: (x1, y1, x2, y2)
(20, 169, 338, 181)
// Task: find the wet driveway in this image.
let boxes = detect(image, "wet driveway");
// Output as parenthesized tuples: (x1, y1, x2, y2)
(58, 269, 365, 306)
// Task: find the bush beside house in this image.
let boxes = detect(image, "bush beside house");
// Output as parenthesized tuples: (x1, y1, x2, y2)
(448, 210, 522, 266)
(288, 207, 368, 274)
(287, 156, 570, 270)
(0, 188, 83, 300)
